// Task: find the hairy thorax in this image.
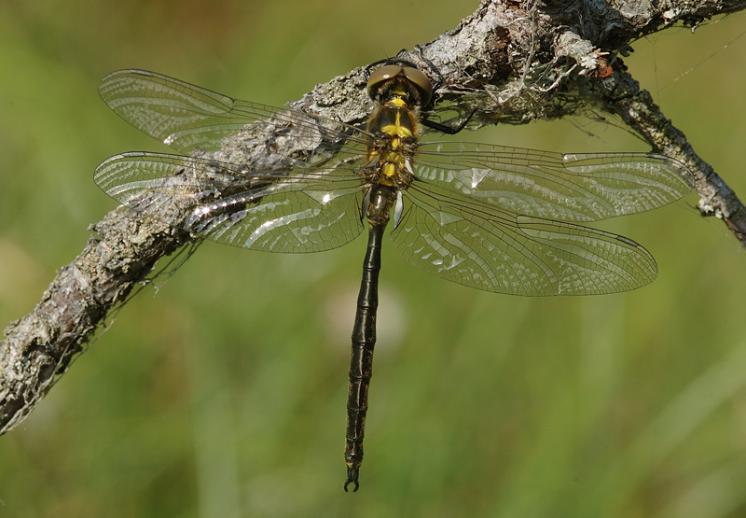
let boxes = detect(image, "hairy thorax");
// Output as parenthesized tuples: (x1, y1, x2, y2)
(363, 97, 421, 189)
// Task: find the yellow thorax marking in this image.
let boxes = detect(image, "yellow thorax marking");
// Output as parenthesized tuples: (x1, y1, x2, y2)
(371, 93, 416, 186)
(381, 104, 414, 139)
(383, 162, 397, 179)
(389, 96, 406, 108)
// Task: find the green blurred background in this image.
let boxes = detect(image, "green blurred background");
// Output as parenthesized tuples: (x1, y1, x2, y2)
(1, 1, 746, 517)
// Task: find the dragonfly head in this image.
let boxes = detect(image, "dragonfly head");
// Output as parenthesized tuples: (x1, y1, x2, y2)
(367, 64, 433, 109)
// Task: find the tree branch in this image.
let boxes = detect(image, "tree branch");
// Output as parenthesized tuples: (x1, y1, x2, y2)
(2, 0, 744, 433)
(597, 67, 746, 241)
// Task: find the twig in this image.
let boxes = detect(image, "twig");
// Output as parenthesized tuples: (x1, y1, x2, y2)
(1, 0, 744, 433)
(597, 66, 746, 242)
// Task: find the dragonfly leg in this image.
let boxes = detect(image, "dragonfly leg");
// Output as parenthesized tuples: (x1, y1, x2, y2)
(421, 109, 475, 134)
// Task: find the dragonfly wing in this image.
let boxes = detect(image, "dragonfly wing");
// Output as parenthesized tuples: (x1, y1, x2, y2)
(391, 181, 657, 295)
(415, 142, 692, 222)
(95, 152, 366, 253)
(193, 186, 366, 253)
(99, 69, 369, 155)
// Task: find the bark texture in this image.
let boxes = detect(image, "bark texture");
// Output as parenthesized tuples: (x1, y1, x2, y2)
(1, 0, 744, 433)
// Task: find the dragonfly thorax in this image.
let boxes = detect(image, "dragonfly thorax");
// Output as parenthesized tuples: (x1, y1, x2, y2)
(361, 64, 431, 189)
(364, 100, 419, 188)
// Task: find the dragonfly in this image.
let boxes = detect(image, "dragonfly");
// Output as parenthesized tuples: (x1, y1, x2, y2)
(94, 64, 692, 491)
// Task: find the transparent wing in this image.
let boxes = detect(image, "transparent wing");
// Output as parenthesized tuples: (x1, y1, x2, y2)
(95, 152, 366, 253)
(194, 187, 366, 253)
(99, 69, 370, 154)
(391, 181, 658, 296)
(415, 141, 692, 222)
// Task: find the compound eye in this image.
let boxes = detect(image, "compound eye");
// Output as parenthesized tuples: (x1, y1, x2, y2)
(366, 64, 404, 99)
(401, 67, 433, 106)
